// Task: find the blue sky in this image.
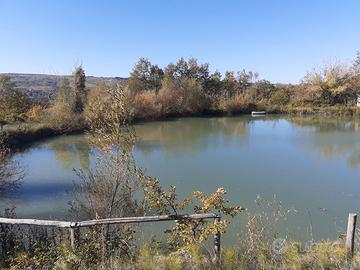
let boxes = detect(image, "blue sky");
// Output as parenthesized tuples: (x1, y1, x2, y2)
(0, 0, 359, 83)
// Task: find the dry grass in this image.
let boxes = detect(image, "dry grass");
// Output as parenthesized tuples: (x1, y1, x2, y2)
(4, 236, 357, 270)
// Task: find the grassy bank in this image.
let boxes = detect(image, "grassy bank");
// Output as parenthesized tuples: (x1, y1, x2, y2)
(2, 122, 87, 150)
(274, 105, 360, 117)
(2, 104, 360, 150)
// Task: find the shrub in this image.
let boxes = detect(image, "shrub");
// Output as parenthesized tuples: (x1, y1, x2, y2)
(246, 80, 276, 103)
(44, 101, 84, 132)
(24, 104, 47, 122)
(84, 85, 105, 126)
(158, 78, 210, 116)
(180, 78, 210, 114)
(158, 78, 183, 116)
(218, 94, 253, 114)
(0, 91, 32, 122)
(144, 178, 243, 250)
(42, 75, 86, 132)
(270, 86, 294, 105)
(85, 83, 133, 129)
(133, 91, 161, 120)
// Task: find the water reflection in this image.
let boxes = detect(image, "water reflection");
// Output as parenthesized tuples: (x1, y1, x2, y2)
(0, 147, 24, 211)
(48, 135, 92, 171)
(289, 116, 360, 132)
(288, 117, 360, 167)
(135, 117, 251, 157)
(2, 135, 93, 219)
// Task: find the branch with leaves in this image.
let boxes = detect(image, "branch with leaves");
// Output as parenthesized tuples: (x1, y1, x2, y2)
(143, 177, 244, 249)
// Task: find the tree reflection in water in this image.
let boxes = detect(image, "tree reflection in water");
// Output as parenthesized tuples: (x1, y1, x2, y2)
(49, 135, 92, 171)
(0, 136, 24, 200)
(288, 117, 360, 167)
(134, 117, 251, 157)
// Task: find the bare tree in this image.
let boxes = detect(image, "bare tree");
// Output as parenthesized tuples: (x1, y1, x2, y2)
(70, 83, 144, 262)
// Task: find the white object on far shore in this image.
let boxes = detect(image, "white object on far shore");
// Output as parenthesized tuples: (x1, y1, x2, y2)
(251, 111, 266, 116)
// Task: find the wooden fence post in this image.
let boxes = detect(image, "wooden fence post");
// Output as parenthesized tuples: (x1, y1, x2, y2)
(214, 217, 221, 261)
(346, 213, 357, 257)
(69, 227, 80, 251)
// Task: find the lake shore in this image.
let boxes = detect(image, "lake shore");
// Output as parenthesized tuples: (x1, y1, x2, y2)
(3, 105, 360, 150)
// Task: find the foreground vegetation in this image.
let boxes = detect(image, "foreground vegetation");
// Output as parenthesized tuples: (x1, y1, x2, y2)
(1, 52, 360, 148)
(3, 224, 360, 270)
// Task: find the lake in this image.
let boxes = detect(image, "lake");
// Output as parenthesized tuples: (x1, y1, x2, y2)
(2, 115, 360, 245)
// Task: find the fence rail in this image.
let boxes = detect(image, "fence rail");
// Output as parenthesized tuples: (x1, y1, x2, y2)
(0, 213, 221, 258)
(0, 213, 219, 228)
(2, 211, 357, 260)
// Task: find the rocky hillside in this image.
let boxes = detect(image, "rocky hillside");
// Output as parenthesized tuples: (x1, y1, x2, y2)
(1, 73, 127, 101)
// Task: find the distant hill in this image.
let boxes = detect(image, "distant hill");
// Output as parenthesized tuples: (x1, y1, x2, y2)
(1, 73, 127, 101)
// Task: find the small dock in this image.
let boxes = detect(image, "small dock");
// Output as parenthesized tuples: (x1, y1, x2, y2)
(251, 111, 266, 116)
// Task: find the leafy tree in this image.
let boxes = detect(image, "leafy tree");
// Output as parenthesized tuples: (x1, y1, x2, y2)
(270, 84, 295, 105)
(237, 70, 258, 92)
(204, 70, 222, 99)
(222, 71, 238, 98)
(187, 57, 210, 84)
(128, 58, 152, 93)
(248, 80, 276, 103)
(164, 57, 210, 86)
(172, 57, 189, 80)
(128, 58, 164, 93)
(298, 63, 356, 106)
(73, 66, 86, 113)
(149, 64, 164, 92)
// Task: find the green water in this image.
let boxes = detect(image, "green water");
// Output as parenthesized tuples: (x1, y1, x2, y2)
(2, 115, 360, 245)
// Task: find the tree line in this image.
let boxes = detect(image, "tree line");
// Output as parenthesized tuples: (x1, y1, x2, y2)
(0, 52, 360, 132)
(126, 53, 360, 118)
